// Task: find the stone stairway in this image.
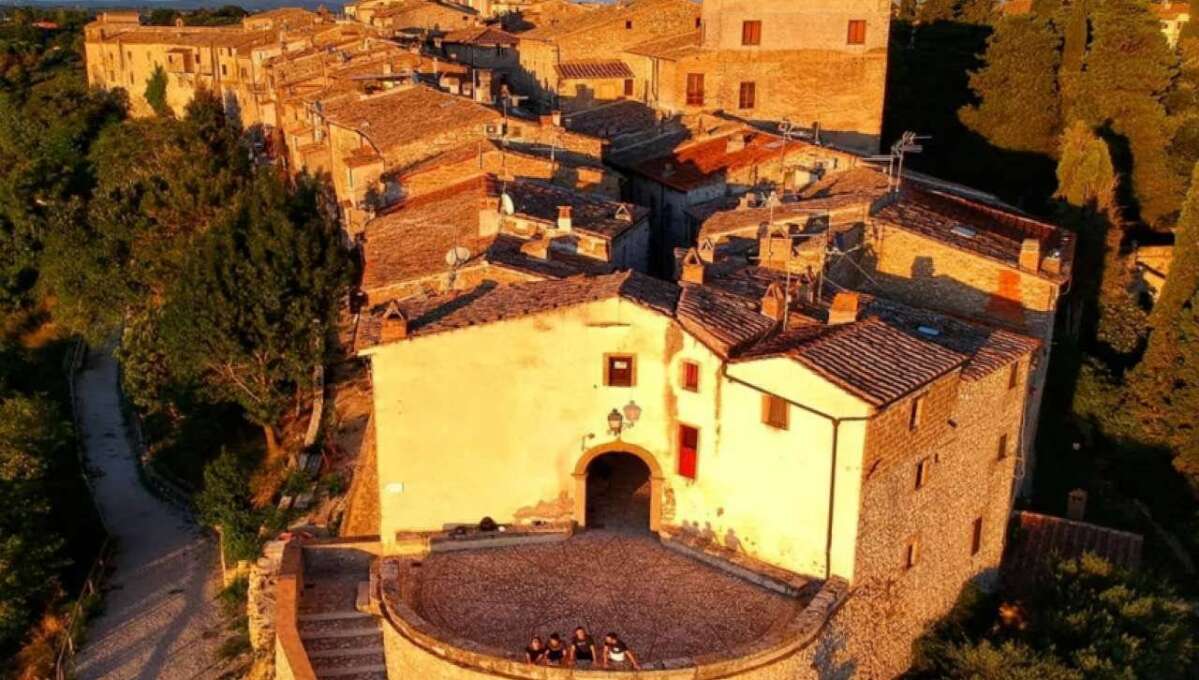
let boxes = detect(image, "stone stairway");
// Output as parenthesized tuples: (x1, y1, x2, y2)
(298, 576, 387, 680)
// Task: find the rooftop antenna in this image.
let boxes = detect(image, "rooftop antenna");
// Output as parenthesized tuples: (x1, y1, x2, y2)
(889, 131, 929, 194)
(777, 118, 802, 194)
(445, 245, 471, 289)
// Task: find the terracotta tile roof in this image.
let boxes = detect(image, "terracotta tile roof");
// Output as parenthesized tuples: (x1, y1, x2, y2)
(110, 27, 275, 48)
(501, 179, 647, 239)
(625, 30, 701, 60)
(1155, 3, 1192, 20)
(696, 195, 873, 242)
(357, 271, 680, 349)
(562, 100, 659, 139)
(676, 284, 777, 356)
(618, 131, 792, 193)
(1004, 511, 1143, 580)
(874, 185, 1074, 282)
(554, 59, 634, 80)
(322, 85, 500, 157)
(443, 25, 519, 45)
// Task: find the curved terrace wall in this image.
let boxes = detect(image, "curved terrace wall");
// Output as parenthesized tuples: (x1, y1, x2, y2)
(377, 560, 850, 680)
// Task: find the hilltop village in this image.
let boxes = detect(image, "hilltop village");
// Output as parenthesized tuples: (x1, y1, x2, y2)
(84, 2, 1083, 679)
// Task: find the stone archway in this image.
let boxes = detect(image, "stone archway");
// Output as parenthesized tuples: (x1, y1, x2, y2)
(573, 442, 663, 533)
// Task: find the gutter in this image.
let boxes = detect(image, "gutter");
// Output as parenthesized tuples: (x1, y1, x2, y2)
(722, 368, 869, 581)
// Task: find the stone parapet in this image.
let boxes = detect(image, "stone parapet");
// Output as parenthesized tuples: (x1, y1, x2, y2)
(274, 541, 318, 680)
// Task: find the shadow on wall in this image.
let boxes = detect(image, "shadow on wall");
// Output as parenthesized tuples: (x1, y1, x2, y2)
(811, 626, 857, 680)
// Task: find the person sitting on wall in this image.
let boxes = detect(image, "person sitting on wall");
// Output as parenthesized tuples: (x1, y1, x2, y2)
(525, 635, 546, 664)
(568, 626, 596, 667)
(543, 633, 567, 666)
(601, 632, 640, 670)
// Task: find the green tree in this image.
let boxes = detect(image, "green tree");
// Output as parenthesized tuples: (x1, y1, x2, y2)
(1129, 163, 1199, 476)
(960, 15, 1062, 156)
(897, 0, 919, 22)
(196, 447, 261, 562)
(162, 170, 349, 464)
(0, 395, 68, 652)
(918, 0, 961, 23)
(144, 64, 170, 117)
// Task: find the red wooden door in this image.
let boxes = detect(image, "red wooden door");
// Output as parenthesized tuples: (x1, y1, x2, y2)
(678, 425, 698, 479)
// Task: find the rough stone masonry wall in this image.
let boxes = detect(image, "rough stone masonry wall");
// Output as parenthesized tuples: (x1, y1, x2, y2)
(811, 360, 1028, 679)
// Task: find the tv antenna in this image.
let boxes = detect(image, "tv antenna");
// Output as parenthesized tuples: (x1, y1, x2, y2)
(500, 192, 515, 215)
(445, 245, 471, 289)
(873, 131, 929, 194)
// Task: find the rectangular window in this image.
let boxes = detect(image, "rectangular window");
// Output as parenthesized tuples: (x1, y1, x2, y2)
(915, 457, 930, 490)
(678, 424, 699, 479)
(681, 361, 700, 392)
(762, 394, 789, 430)
(623, 78, 634, 97)
(1008, 362, 1020, 390)
(847, 19, 867, 45)
(686, 73, 704, 106)
(741, 20, 761, 46)
(738, 81, 756, 109)
(997, 433, 1009, 460)
(605, 354, 635, 387)
(971, 517, 983, 555)
(909, 394, 926, 431)
(904, 536, 920, 570)
(221, 64, 228, 76)
(625, 19, 633, 29)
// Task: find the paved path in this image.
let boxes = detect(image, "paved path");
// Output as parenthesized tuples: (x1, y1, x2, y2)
(73, 350, 228, 680)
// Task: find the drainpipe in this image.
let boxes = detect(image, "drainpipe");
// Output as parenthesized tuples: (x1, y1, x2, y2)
(723, 368, 869, 581)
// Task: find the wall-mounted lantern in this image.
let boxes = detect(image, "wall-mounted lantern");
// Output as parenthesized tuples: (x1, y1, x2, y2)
(608, 409, 623, 436)
(622, 400, 642, 427)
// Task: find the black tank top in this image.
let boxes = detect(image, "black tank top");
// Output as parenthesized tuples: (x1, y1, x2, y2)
(572, 637, 594, 661)
(526, 646, 544, 662)
(546, 645, 565, 663)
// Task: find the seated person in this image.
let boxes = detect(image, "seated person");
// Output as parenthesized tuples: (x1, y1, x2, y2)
(544, 632, 567, 666)
(525, 635, 545, 665)
(569, 626, 596, 666)
(601, 632, 640, 670)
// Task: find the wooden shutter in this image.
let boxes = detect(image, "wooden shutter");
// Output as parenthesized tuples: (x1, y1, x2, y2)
(847, 20, 866, 45)
(971, 518, 983, 555)
(606, 355, 635, 387)
(742, 20, 761, 46)
(678, 425, 699, 479)
(681, 361, 700, 392)
(623, 78, 634, 97)
(686, 73, 704, 106)
(739, 81, 756, 109)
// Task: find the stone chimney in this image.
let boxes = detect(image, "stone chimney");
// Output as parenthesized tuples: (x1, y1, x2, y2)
(828, 292, 860, 325)
(698, 238, 716, 263)
(557, 205, 573, 232)
(760, 282, 787, 322)
(1019, 238, 1041, 273)
(380, 302, 409, 343)
(679, 248, 704, 285)
(759, 225, 791, 267)
(1067, 488, 1087, 521)
(520, 237, 550, 260)
(478, 195, 501, 237)
(552, 110, 563, 127)
(539, 113, 554, 127)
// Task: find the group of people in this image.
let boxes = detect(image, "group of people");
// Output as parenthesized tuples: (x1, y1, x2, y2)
(525, 627, 640, 670)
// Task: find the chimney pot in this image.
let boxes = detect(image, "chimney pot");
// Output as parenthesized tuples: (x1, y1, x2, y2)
(1019, 238, 1041, 273)
(520, 237, 550, 260)
(380, 302, 409, 342)
(478, 195, 501, 236)
(828, 292, 860, 325)
(557, 205, 573, 231)
(679, 248, 704, 285)
(760, 282, 787, 322)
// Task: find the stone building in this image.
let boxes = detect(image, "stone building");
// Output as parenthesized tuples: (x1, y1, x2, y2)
(339, 266, 1039, 678)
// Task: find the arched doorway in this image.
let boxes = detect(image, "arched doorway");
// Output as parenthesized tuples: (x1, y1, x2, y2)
(572, 442, 663, 533)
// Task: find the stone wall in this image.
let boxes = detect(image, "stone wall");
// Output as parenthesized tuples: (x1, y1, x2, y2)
(274, 541, 318, 680)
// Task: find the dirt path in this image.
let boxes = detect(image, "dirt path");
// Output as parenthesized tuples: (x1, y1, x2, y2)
(73, 350, 229, 680)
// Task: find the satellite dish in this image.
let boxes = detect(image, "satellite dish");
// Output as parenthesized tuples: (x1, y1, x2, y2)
(445, 246, 471, 268)
(500, 192, 515, 215)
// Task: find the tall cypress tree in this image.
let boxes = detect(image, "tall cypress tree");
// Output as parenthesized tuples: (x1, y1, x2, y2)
(1130, 163, 1199, 476)
(960, 15, 1062, 155)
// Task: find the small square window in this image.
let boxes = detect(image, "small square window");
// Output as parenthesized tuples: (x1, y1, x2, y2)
(680, 361, 700, 392)
(762, 394, 789, 430)
(847, 19, 867, 45)
(997, 433, 1009, 460)
(909, 394, 927, 431)
(741, 20, 761, 46)
(970, 517, 983, 555)
(904, 536, 920, 570)
(605, 354, 635, 387)
(915, 457, 930, 490)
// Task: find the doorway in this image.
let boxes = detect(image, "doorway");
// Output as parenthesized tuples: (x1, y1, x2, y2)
(584, 452, 652, 532)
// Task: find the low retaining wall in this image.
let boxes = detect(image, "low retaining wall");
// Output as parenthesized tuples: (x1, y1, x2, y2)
(377, 559, 849, 679)
(275, 541, 318, 680)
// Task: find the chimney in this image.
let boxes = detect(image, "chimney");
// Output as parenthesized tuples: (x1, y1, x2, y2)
(380, 301, 409, 342)
(698, 238, 716, 263)
(679, 248, 704, 285)
(760, 282, 787, 322)
(478, 195, 501, 237)
(520, 237, 550, 260)
(540, 113, 554, 127)
(1019, 238, 1041, 273)
(551, 110, 563, 127)
(1042, 249, 1063, 276)
(725, 133, 746, 154)
(1067, 488, 1087, 521)
(828, 292, 860, 325)
(557, 205, 573, 232)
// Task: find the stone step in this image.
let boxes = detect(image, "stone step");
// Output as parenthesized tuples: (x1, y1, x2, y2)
(300, 622, 381, 640)
(299, 610, 374, 623)
(314, 662, 387, 678)
(303, 632, 383, 653)
(312, 650, 386, 671)
(308, 644, 385, 660)
(315, 671, 386, 680)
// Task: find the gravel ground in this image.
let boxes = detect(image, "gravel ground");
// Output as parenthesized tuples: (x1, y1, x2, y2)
(72, 350, 229, 680)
